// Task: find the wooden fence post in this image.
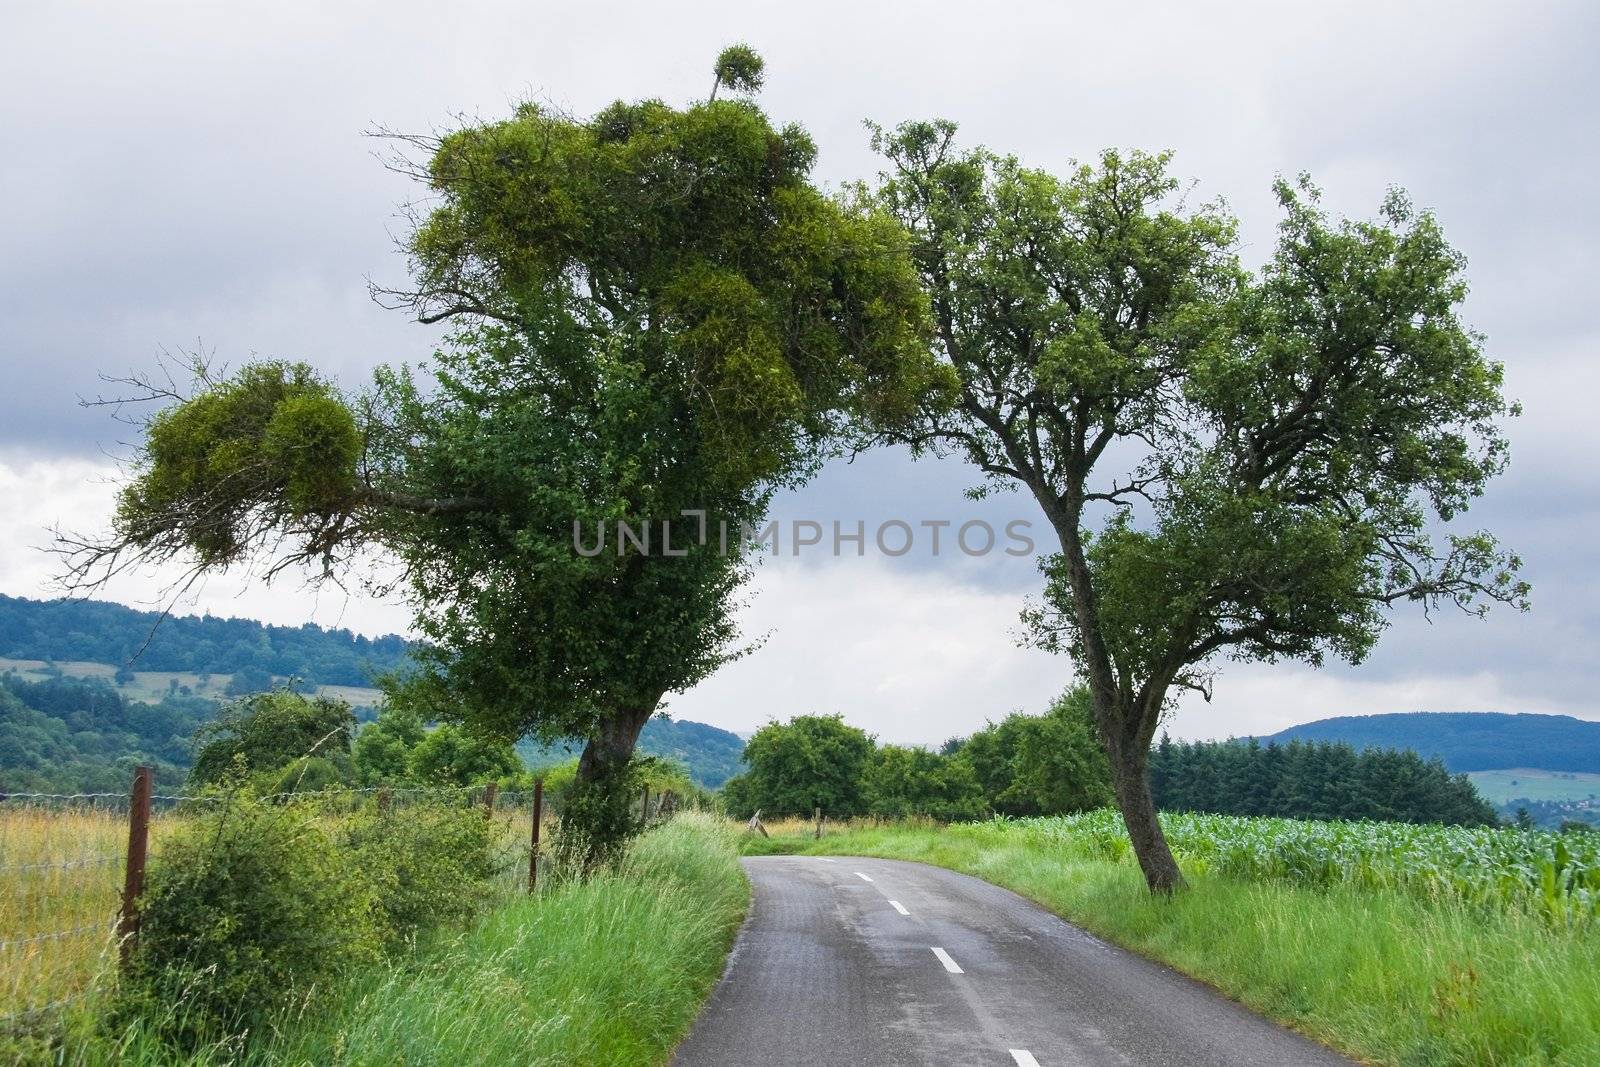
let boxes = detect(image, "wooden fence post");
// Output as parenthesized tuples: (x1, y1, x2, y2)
(528, 778, 543, 894)
(640, 785, 650, 824)
(483, 781, 498, 815)
(118, 765, 153, 970)
(377, 787, 392, 814)
(815, 806, 823, 840)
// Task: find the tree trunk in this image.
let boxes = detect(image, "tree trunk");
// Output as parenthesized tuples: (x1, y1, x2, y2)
(562, 701, 659, 866)
(575, 704, 654, 787)
(1106, 740, 1186, 894)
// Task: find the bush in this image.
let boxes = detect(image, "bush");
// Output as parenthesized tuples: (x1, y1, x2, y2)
(342, 802, 501, 950)
(118, 795, 378, 1047)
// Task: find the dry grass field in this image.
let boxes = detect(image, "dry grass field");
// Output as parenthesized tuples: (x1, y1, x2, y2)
(1, 800, 137, 1024)
(0, 789, 546, 1029)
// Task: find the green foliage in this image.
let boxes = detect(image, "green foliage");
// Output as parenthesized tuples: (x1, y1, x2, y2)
(110, 814, 749, 1067)
(71, 49, 944, 866)
(351, 703, 427, 784)
(556, 754, 650, 868)
(407, 722, 524, 786)
(863, 745, 985, 821)
(957, 686, 1113, 816)
(730, 714, 876, 818)
(342, 803, 500, 951)
(711, 44, 765, 97)
(349, 703, 524, 787)
(118, 796, 379, 1048)
(0, 592, 413, 687)
(868, 119, 1524, 889)
(189, 688, 356, 790)
(1150, 736, 1498, 826)
(0, 673, 210, 792)
(114, 362, 363, 571)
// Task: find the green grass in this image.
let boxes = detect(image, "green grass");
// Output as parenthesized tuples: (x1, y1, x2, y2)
(1468, 768, 1600, 806)
(52, 813, 748, 1067)
(747, 819, 1600, 1066)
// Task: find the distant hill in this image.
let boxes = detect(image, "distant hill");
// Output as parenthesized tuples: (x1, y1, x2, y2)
(1261, 712, 1600, 774)
(0, 594, 413, 688)
(518, 716, 746, 788)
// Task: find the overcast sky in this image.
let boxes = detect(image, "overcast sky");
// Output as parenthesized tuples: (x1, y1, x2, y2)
(2, 1, 1596, 744)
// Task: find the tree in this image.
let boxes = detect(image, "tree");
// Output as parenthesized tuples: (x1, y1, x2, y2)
(351, 703, 427, 784)
(189, 688, 356, 789)
(62, 48, 937, 861)
(957, 686, 1111, 816)
(863, 745, 985, 821)
(869, 122, 1526, 891)
(408, 722, 524, 786)
(734, 714, 876, 818)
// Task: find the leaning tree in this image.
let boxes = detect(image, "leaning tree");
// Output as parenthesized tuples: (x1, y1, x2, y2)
(61, 49, 941, 859)
(867, 121, 1527, 891)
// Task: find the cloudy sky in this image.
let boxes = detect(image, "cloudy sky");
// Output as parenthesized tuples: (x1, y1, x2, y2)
(3, 1, 1596, 744)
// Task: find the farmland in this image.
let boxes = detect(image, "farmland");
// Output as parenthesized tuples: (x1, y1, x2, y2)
(0, 659, 383, 711)
(1468, 768, 1600, 806)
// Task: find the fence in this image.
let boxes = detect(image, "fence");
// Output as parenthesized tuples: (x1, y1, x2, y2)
(0, 768, 698, 1030)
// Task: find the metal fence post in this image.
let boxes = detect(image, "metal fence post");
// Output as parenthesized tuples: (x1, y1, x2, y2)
(528, 778, 543, 893)
(118, 765, 153, 970)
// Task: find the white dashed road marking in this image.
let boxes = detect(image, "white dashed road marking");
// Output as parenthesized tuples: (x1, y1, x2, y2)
(856, 872, 874, 882)
(1009, 1051, 1041, 1067)
(889, 900, 910, 916)
(931, 946, 964, 974)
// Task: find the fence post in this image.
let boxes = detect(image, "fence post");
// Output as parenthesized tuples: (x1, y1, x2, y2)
(483, 781, 498, 815)
(118, 764, 153, 970)
(640, 785, 649, 824)
(377, 787, 392, 814)
(528, 778, 543, 894)
(815, 806, 822, 840)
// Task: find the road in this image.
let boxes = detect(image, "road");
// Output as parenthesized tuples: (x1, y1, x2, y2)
(671, 855, 1352, 1067)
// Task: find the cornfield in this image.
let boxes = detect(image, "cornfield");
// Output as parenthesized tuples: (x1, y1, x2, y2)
(1009, 809, 1600, 922)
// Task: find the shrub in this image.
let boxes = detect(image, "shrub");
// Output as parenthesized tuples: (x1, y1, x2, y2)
(118, 795, 378, 1047)
(342, 802, 501, 950)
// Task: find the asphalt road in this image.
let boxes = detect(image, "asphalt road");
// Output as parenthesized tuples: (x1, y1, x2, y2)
(671, 855, 1352, 1067)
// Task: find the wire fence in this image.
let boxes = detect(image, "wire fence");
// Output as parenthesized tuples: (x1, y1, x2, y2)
(0, 772, 694, 1031)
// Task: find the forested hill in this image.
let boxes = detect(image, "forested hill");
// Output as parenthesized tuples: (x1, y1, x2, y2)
(1261, 712, 1600, 773)
(0, 594, 412, 687)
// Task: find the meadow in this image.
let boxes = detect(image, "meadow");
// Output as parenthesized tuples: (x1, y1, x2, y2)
(1468, 768, 1600, 806)
(749, 812, 1600, 1066)
(0, 659, 382, 709)
(1, 791, 744, 1066)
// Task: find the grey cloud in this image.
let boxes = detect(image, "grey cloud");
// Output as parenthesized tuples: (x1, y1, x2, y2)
(2, 0, 1595, 733)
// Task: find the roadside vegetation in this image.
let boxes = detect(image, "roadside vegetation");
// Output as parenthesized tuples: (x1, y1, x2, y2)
(746, 815, 1600, 1065)
(89, 814, 745, 1066)
(726, 695, 1501, 829)
(3, 808, 745, 1066)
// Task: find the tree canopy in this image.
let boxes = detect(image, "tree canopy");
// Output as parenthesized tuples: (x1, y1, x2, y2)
(868, 121, 1525, 890)
(63, 48, 941, 859)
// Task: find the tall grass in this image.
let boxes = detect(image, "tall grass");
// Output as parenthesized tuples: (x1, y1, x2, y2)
(751, 818, 1600, 1066)
(0, 801, 162, 1024)
(82, 812, 748, 1066)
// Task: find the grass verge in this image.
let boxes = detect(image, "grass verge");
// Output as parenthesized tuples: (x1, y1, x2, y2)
(744, 820, 1600, 1066)
(60, 812, 747, 1066)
